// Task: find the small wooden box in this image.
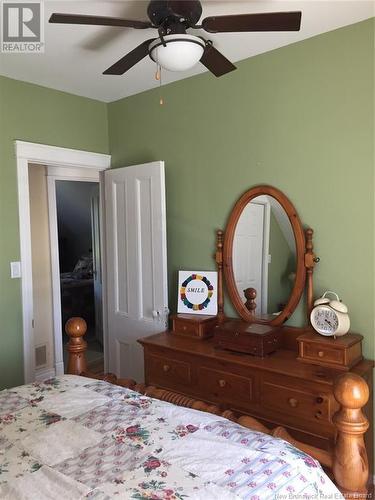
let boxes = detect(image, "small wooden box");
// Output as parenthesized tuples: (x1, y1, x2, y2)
(297, 331, 363, 370)
(171, 314, 217, 339)
(214, 319, 282, 357)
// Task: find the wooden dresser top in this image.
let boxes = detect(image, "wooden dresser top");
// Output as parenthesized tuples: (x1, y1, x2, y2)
(139, 331, 373, 386)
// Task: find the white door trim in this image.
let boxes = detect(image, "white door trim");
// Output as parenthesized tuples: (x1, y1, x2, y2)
(251, 197, 271, 314)
(15, 140, 110, 383)
(261, 202, 271, 314)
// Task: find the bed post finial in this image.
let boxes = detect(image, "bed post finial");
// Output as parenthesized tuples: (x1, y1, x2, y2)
(304, 227, 318, 320)
(333, 372, 369, 497)
(65, 317, 88, 375)
(216, 229, 225, 324)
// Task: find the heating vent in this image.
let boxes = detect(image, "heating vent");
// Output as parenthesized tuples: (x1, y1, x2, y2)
(35, 344, 47, 368)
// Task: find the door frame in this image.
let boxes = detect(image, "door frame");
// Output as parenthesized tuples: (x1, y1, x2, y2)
(15, 141, 110, 383)
(47, 168, 101, 377)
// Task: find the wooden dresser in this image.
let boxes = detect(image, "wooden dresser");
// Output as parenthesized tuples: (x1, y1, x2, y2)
(139, 326, 374, 475)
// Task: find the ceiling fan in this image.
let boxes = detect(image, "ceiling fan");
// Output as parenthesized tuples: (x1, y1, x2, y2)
(49, 0, 302, 77)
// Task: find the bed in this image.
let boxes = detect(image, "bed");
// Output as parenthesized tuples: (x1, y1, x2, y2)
(0, 317, 370, 499)
(0, 374, 343, 500)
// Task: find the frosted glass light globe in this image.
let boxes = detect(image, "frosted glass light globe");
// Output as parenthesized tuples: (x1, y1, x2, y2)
(149, 34, 205, 72)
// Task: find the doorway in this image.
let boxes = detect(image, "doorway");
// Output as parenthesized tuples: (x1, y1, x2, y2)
(233, 199, 270, 315)
(55, 180, 103, 374)
(17, 141, 168, 384)
(17, 141, 111, 383)
(27, 164, 105, 380)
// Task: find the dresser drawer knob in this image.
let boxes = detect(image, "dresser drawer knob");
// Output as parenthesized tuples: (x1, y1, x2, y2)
(182, 326, 187, 331)
(315, 410, 323, 419)
(318, 351, 324, 358)
(288, 397, 298, 408)
(163, 364, 170, 373)
(234, 332, 240, 337)
(316, 396, 324, 404)
(218, 379, 226, 388)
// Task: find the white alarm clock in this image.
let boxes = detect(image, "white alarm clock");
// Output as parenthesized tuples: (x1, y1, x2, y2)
(310, 291, 350, 337)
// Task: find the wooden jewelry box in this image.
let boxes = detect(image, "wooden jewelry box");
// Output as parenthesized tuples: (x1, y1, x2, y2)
(214, 319, 281, 356)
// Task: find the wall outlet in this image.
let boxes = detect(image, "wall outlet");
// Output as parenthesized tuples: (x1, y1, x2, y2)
(10, 261, 21, 278)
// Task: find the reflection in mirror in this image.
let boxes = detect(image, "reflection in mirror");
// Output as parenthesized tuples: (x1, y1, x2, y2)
(233, 195, 296, 318)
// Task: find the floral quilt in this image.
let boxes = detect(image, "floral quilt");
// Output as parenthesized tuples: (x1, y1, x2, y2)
(0, 375, 343, 500)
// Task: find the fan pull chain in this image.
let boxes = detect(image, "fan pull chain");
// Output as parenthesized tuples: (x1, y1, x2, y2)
(155, 64, 164, 106)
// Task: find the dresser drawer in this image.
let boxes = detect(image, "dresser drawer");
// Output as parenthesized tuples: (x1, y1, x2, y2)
(297, 332, 363, 370)
(262, 377, 331, 424)
(172, 314, 216, 339)
(198, 367, 253, 406)
(147, 354, 191, 388)
(175, 320, 197, 336)
(302, 343, 344, 365)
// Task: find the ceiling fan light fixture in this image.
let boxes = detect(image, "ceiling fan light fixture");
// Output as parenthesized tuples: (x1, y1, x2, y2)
(149, 34, 205, 72)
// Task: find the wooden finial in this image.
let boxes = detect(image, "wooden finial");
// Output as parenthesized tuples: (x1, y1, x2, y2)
(215, 229, 225, 323)
(65, 317, 88, 375)
(333, 373, 369, 497)
(244, 287, 257, 315)
(304, 227, 318, 320)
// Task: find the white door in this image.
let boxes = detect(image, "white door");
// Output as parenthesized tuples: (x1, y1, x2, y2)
(233, 203, 265, 315)
(104, 162, 168, 381)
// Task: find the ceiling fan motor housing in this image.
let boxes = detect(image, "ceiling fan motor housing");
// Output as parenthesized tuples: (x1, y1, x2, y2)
(147, 0, 202, 28)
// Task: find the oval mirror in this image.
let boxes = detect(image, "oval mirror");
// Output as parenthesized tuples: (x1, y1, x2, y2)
(223, 186, 306, 325)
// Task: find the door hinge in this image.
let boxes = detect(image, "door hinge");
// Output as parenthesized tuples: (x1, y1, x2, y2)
(32, 319, 35, 328)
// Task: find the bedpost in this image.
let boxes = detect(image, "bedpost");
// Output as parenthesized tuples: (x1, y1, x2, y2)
(333, 372, 370, 498)
(65, 317, 88, 375)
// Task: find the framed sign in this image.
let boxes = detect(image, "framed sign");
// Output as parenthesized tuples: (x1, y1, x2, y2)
(177, 271, 217, 315)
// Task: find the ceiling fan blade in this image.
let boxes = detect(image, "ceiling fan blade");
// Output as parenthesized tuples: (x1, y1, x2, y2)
(200, 43, 236, 77)
(49, 13, 152, 30)
(201, 11, 302, 33)
(103, 39, 156, 75)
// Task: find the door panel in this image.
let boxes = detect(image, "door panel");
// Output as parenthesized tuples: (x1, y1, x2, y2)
(233, 203, 264, 314)
(104, 162, 168, 381)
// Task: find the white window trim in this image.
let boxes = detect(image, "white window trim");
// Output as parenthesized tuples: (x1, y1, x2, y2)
(15, 141, 111, 383)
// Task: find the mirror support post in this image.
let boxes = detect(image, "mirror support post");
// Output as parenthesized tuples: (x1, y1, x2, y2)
(216, 229, 225, 324)
(305, 228, 318, 321)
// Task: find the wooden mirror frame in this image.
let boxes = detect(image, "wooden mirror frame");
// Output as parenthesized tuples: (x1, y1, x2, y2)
(219, 185, 316, 326)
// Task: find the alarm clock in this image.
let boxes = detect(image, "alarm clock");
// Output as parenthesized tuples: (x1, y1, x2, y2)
(310, 291, 350, 337)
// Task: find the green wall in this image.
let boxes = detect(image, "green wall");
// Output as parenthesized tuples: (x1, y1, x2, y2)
(108, 19, 374, 358)
(0, 76, 108, 389)
(0, 19, 373, 389)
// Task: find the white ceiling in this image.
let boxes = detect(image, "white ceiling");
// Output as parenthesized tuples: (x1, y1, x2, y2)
(0, 1, 373, 102)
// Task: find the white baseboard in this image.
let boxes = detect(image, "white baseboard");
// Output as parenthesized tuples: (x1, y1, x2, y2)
(35, 367, 56, 382)
(55, 361, 64, 377)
